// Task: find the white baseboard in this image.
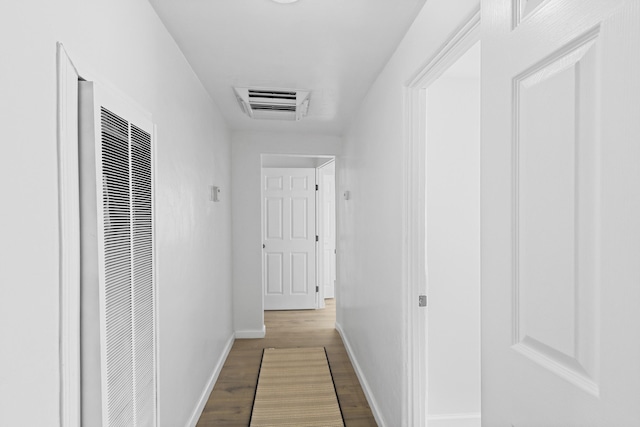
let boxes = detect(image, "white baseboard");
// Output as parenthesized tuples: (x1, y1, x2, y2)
(335, 322, 386, 427)
(186, 333, 235, 427)
(427, 413, 481, 427)
(324, 287, 335, 299)
(235, 324, 266, 339)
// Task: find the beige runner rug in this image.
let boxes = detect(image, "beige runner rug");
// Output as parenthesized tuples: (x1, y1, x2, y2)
(250, 347, 345, 427)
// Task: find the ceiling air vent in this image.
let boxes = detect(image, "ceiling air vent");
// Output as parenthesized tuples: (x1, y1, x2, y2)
(234, 87, 310, 121)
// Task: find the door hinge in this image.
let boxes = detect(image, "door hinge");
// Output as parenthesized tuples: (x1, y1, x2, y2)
(316, 235, 319, 242)
(315, 184, 319, 191)
(418, 295, 427, 307)
(316, 285, 319, 292)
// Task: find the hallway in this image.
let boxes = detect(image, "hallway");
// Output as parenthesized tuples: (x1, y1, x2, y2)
(197, 300, 376, 426)
(5, 0, 640, 424)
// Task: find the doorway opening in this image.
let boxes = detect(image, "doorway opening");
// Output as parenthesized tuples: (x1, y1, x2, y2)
(423, 40, 481, 425)
(260, 154, 337, 316)
(403, 9, 481, 426)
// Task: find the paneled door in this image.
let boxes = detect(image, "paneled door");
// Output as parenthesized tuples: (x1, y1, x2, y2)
(262, 168, 317, 310)
(482, 0, 640, 425)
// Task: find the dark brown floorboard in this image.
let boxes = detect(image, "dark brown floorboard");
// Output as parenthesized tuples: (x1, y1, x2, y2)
(197, 299, 377, 426)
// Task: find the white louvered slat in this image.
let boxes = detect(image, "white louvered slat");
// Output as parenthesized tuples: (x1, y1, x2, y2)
(130, 124, 156, 427)
(99, 107, 135, 427)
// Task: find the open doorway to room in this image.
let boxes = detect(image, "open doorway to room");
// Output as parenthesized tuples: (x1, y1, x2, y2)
(316, 159, 336, 309)
(423, 40, 481, 425)
(403, 12, 481, 425)
(260, 154, 337, 315)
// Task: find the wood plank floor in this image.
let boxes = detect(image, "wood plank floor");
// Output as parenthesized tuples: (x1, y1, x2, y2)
(197, 299, 377, 426)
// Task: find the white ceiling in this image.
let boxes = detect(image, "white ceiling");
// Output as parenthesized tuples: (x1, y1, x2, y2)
(147, 0, 426, 135)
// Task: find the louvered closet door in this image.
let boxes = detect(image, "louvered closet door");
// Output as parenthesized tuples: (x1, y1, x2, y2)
(99, 107, 135, 427)
(130, 125, 155, 427)
(82, 81, 156, 427)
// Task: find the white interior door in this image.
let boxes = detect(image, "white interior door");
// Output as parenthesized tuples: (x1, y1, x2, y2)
(263, 168, 317, 310)
(482, 0, 640, 425)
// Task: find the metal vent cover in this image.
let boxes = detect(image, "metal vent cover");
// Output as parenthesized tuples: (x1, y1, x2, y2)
(234, 87, 310, 121)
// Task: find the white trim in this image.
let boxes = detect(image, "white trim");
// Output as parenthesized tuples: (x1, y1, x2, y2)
(402, 7, 481, 427)
(427, 412, 481, 427)
(57, 44, 151, 121)
(315, 166, 323, 309)
(235, 325, 266, 339)
(316, 157, 337, 308)
(151, 123, 161, 426)
(57, 42, 81, 427)
(334, 157, 341, 319)
(335, 322, 386, 427)
(428, 413, 481, 420)
(402, 82, 428, 427)
(185, 333, 235, 427)
(406, 8, 481, 88)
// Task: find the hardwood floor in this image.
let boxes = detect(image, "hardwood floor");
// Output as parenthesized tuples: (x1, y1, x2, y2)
(197, 299, 377, 426)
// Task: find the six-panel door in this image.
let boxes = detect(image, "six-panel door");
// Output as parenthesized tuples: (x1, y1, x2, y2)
(481, 0, 640, 424)
(262, 168, 317, 310)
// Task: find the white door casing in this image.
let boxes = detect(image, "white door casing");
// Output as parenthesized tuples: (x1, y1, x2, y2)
(262, 168, 317, 310)
(482, 0, 640, 425)
(320, 163, 336, 299)
(403, 8, 480, 426)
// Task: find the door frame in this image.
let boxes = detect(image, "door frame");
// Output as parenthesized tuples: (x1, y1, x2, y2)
(57, 42, 82, 427)
(316, 158, 336, 309)
(402, 8, 480, 426)
(57, 43, 160, 427)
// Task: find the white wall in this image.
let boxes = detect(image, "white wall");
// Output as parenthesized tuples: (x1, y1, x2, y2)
(0, 1, 233, 425)
(262, 155, 331, 168)
(426, 43, 481, 421)
(336, 0, 479, 424)
(231, 131, 341, 335)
